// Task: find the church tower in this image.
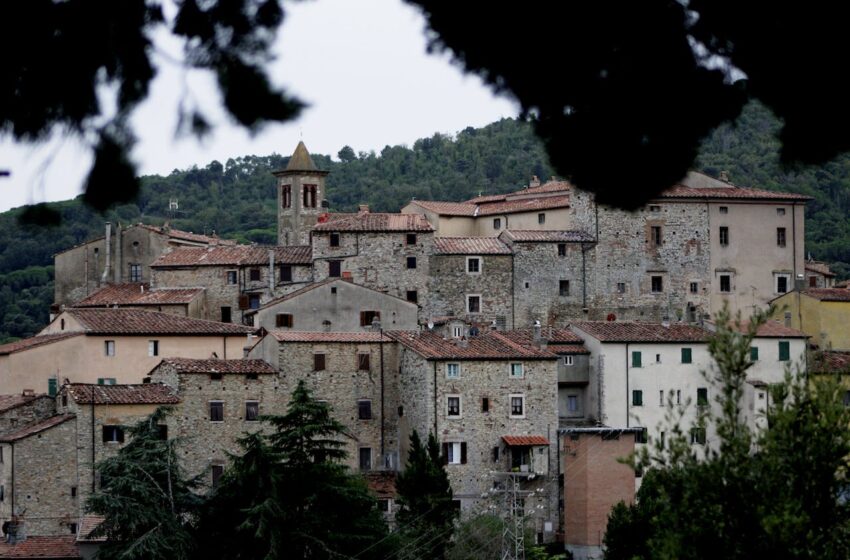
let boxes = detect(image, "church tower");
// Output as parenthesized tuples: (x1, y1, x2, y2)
(273, 141, 329, 246)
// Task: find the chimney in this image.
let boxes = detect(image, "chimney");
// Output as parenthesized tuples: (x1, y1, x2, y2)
(101, 223, 112, 283)
(358, 204, 369, 214)
(719, 170, 729, 183)
(268, 249, 275, 296)
(21, 389, 34, 397)
(113, 223, 123, 283)
(533, 320, 542, 343)
(529, 175, 541, 188)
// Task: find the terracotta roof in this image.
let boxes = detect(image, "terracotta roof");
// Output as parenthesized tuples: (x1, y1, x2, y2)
(249, 279, 412, 315)
(659, 184, 811, 201)
(500, 327, 584, 345)
(464, 193, 508, 204)
(0, 536, 81, 558)
(409, 201, 478, 216)
(270, 331, 391, 343)
(151, 245, 311, 267)
(73, 283, 203, 307)
(0, 414, 75, 443)
(136, 224, 236, 246)
(476, 195, 571, 216)
(811, 351, 850, 373)
(312, 213, 434, 232)
(737, 320, 808, 338)
(387, 330, 557, 360)
(434, 237, 512, 255)
(502, 230, 595, 243)
(63, 308, 255, 335)
(571, 322, 711, 343)
(0, 394, 49, 414)
(365, 471, 397, 498)
(157, 358, 276, 375)
(64, 383, 180, 405)
(76, 516, 106, 543)
(800, 288, 850, 302)
(502, 435, 550, 446)
(548, 344, 591, 354)
(464, 181, 573, 203)
(805, 261, 836, 277)
(0, 332, 82, 356)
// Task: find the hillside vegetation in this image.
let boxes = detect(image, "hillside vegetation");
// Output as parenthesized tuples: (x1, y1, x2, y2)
(1, 103, 848, 342)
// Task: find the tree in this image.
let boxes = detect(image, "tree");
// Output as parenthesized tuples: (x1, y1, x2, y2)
(338, 145, 357, 163)
(86, 407, 201, 560)
(603, 312, 850, 559)
(394, 430, 458, 560)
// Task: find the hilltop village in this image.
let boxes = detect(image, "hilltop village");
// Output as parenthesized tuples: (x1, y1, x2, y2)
(2, 142, 848, 559)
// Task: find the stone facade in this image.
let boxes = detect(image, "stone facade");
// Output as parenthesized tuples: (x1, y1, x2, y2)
(275, 142, 329, 246)
(0, 395, 56, 436)
(426, 254, 514, 328)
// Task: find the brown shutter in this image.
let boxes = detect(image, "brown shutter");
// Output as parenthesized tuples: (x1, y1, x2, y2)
(314, 354, 326, 371)
(360, 311, 367, 326)
(442, 443, 449, 465)
(238, 294, 250, 310)
(276, 314, 284, 328)
(461, 442, 467, 464)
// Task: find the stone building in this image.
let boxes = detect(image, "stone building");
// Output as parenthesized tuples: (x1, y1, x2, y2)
(150, 245, 313, 323)
(0, 393, 56, 435)
(71, 283, 206, 318)
(275, 141, 329, 246)
(54, 222, 232, 309)
(805, 260, 836, 289)
(246, 278, 419, 332)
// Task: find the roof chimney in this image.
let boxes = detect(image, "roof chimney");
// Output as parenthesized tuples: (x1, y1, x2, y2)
(529, 175, 541, 188)
(533, 320, 542, 343)
(358, 204, 370, 214)
(719, 170, 729, 183)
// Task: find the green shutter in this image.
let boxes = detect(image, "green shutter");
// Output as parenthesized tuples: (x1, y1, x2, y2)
(778, 341, 790, 361)
(97, 378, 105, 385)
(681, 348, 692, 364)
(697, 388, 708, 406)
(632, 351, 642, 368)
(632, 390, 643, 406)
(750, 346, 759, 361)
(48, 378, 57, 397)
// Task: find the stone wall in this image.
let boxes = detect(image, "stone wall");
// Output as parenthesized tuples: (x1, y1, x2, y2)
(0, 397, 56, 436)
(426, 255, 513, 328)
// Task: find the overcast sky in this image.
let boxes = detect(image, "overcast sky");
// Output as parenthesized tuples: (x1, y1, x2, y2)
(0, 0, 518, 213)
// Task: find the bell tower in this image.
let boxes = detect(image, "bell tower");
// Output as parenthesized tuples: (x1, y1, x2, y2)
(273, 141, 329, 246)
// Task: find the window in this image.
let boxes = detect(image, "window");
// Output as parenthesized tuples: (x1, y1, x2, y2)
(157, 425, 168, 440)
(282, 184, 291, 208)
(632, 351, 642, 368)
(378, 499, 390, 512)
(357, 353, 371, 371)
(720, 274, 731, 293)
(48, 378, 57, 397)
(567, 395, 578, 412)
(651, 226, 662, 246)
(538, 213, 546, 224)
(559, 280, 570, 297)
(777, 207, 786, 216)
(493, 218, 501, 230)
(617, 282, 626, 294)
(303, 184, 318, 208)
(810, 275, 818, 288)
(148, 340, 159, 357)
(656, 353, 662, 363)
(211, 465, 224, 487)
(697, 388, 708, 407)
(245, 401, 259, 421)
(406, 256, 417, 269)
(129, 264, 142, 282)
(564, 355, 574, 366)
(452, 325, 463, 338)
(778, 340, 790, 361)
(676, 390, 681, 405)
(406, 233, 417, 245)
(690, 428, 706, 445)
(446, 363, 460, 379)
(360, 310, 380, 327)
(358, 400, 373, 420)
(330, 232, 340, 247)
(467, 295, 481, 313)
(777, 227, 787, 247)
(719, 226, 729, 246)
(97, 378, 117, 385)
(104, 340, 115, 357)
(221, 306, 232, 323)
(276, 313, 294, 328)
(510, 363, 524, 378)
(70, 486, 76, 497)
(776, 274, 790, 294)
(225, 270, 237, 285)
(406, 290, 418, 303)
(249, 294, 260, 309)
(467, 257, 481, 274)
(659, 390, 665, 406)
(719, 206, 728, 214)
(557, 243, 567, 256)
(690, 282, 698, 294)
(510, 395, 525, 417)
(445, 442, 467, 465)
(209, 401, 224, 422)
(102, 426, 124, 443)
(649, 205, 661, 212)
(248, 268, 260, 282)
(359, 448, 372, 471)
(681, 348, 692, 364)
(651, 275, 663, 293)
(482, 397, 490, 413)
(447, 396, 461, 417)
(314, 353, 326, 371)
(632, 390, 643, 406)
(750, 347, 759, 361)
(280, 264, 293, 282)
(328, 260, 341, 278)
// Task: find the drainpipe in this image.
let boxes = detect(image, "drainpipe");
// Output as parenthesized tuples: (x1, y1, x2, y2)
(101, 223, 112, 283)
(379, 330, 385, 462)
(91, 386, 96, 493)
(510, 249, 516, 329)
(581, 244, 588, 309)
(10, 443, 15, 517)
(268, 249, 275, 297)
(793, 204, 803, 332)
(113, 224, 122, 283)
(433, 361, 438, 436)
(625, 344, 630, 428)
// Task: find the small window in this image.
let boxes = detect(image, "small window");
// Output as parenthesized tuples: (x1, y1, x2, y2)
(467, 295, 481, 313)
(557, 243, 567, 256)
(359, 448, 372, 471)
(776, 274, 789, 294)
(510, 363, 524, 378)
(358, 353, 371, 371)
(482, 397, 490, 413)
(719, 206, 728, 214)
(719, 226, 729, 246)
(102, 426, 125, 443)
(70, 486, 77, 497)
(467, 257, 481, 274)
(221, 306, 232, 323)
(406, 233, 417, 245)
(493, 218, 501, 230)
(690, 281, 698, 294)
(209, 401, 224, 422)
(445, 442, 467, 465)
(69, 523, 78, 535)
(148, 340, 159, 357)
(406, 256, 417, 269)
(617, 282, 626, 294)
(211, 465, 224, 487)
(226, 270, 237, 285)
(249, 294, 260, 310)
(651, 226, 662, 247)
(559, 280, 570, 297)
(778, 341, 790, 361)
(97, 378, 117, 385)
(328, 260, 342, 278)
(280, 264, 293, 282)
(314, 353, 326, 371)
(676, 390, 681, 404)
(697, 388, 708, 407)
(276, 313, 294, 328)
(245, 401, 259, 422)
(720, 274, 731, 293)
(777, 227, 787, 247)
(358, 400, 372, 420)
(157, 425, 168, 440)
(810, 275, 818, 288)
(777, 207, 786, 216)
(104, 340, 115, 357)
(249, 268, 261, 282)
(129, 264, 142, 283)
(750, 346, 759, 361)
(60, 318, 65, 330)
(656, 354, 661, 363)
(632, 390, 643, 406)
(649, 205, 661, 212)
(330, 232, 340, 247)
(447, 396, 461, 417)
(567, 395, 578, 412)
(690, 428, 706, 445)
(281, 184, 291, 208)
(246, 372, 258, 381)
(651, 276, 663, 293)
(446, 363, 460, 379)
(632, 351, 642, 368)
(378, 499, 390, 512)
(681, 348, 692, 364)
(510, 395, 525, 417)
(360, 310, 380, 327)
(406, 290, 418, 303)
(564, 355, 574, 366)
(538, 213, 546, 224)
(659, 390, 665, 406)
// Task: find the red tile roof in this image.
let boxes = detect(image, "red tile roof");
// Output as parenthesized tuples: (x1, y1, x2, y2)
(270, 331, 391, 343)
(800, 288, 850, 302)
(476, 195, 571, 216)
(659, 184, 812, 201)
(65, 383, 180, 405)
(502, 435, 550, 446)
(465, 181, 573, 203)
(434, 237, 512, 255)
(502, 230, 595, 243)
(501, 327, 584, 345)
(736, 320, 808, 338)
(137, 224, 237, 246)
(571, 322, 711, 343)
(387, 330, 557, 360)
(152, 245, 311, 267)
(156, 358, 276, 375)
(805, 261, 836, 277)
(73, 283, 203, 307)
(76, 516, 106, 543)
(811, 351, 850, 373)
(63, 308, 255, 335)
(0, 536, 81, 558)
(548, 344, 591, 354)
(409, 201, 478, 216)
(0, 333, 82, 356)
(0, 414, 75, 443)
(313, 213, 435, 232)
(0, 394, 49, 414)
